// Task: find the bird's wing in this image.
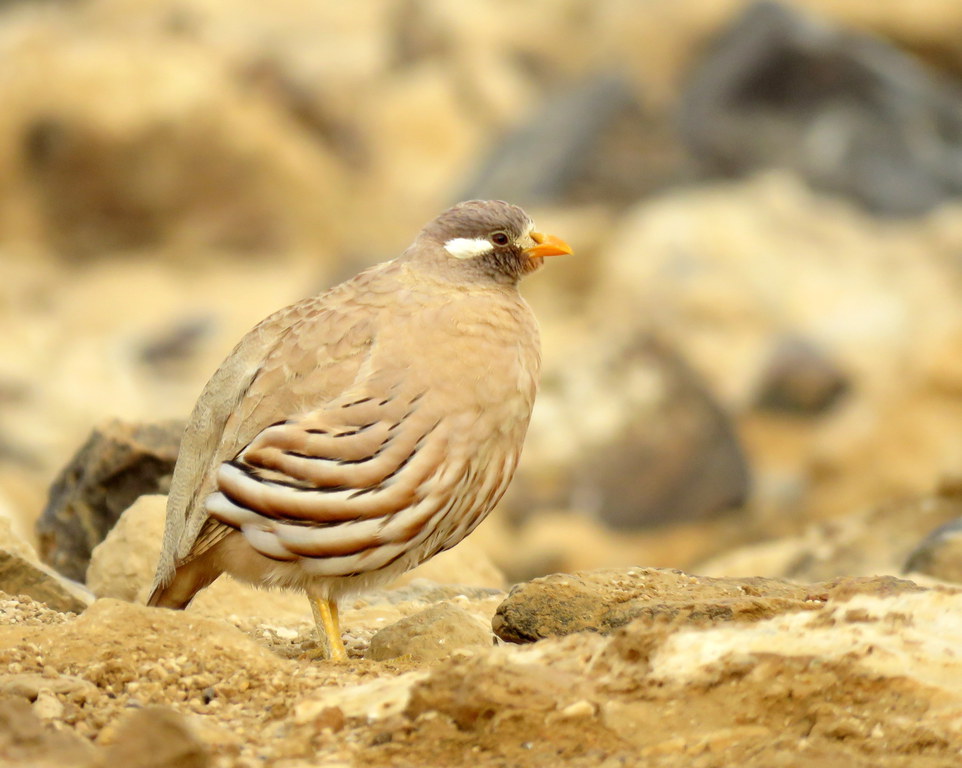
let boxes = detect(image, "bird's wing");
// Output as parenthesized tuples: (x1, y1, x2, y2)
(154, 285, 381, 585)
(203, 383, 462, 575)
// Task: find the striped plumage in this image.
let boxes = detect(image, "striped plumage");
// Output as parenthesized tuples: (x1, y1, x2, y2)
(148, 200, 572, 659)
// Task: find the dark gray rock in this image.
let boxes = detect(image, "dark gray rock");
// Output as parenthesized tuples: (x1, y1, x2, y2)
(458, 75, 687, 206)
(680, 0, 962, 215)
(136, 315, 212, 372)
(592, 341, 749, 529)
(37, 419, 183, 582)
(752, 336, 850, 415)
(904, 517, 962, 583)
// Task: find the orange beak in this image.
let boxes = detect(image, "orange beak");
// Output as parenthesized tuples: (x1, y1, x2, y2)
(524, 231, 573, 258)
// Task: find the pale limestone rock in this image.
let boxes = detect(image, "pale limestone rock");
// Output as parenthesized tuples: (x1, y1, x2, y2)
(367, 602, 492, 662)
(698, 490, 962, 581)
(32, 690, 64, 721)
(0, 547, 91, 614)
(338, 583, 502, 661)
(0, 514, 40, 564)
(87, 494, 166, 602)
(293, 671, 429, 723)
(0, 674, 97, 702)
(645, 589, 962, 697)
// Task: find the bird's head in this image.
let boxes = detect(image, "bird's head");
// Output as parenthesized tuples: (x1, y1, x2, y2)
(412, 200, 573, 285)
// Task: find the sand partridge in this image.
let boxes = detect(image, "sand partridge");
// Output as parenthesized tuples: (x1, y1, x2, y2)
(147, 200, 571, 659)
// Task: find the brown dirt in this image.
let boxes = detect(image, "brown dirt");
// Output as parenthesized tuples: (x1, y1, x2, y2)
(3, 577, 962, 768)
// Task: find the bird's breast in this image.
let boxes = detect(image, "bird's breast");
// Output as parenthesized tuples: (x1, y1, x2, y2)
(377, 289, 539, 404)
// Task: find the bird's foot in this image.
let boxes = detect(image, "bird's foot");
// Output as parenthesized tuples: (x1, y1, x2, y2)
(298, 642, 349, 663)
(305, 595, 349, 662)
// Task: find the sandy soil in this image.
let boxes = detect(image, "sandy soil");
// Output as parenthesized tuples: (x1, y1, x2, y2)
(4, 565, 962, 767)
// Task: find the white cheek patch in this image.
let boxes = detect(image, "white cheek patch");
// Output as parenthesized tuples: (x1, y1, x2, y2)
(443, 237, 493, 259)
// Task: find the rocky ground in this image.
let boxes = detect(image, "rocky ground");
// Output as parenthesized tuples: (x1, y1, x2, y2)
(5, 0, 962, 766)
(6, 533, 962, 767)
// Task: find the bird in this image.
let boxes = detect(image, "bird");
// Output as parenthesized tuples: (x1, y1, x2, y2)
(147, 200, 572, 660)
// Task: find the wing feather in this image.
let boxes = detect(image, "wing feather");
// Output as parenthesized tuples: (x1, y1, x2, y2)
(204, 389, 458, 566)
(152, 271, 384, 589)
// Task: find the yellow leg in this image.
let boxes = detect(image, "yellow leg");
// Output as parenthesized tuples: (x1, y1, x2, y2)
(308, 596, 348, 662)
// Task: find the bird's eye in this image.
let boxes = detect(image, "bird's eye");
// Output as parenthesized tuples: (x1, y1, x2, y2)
(491, 232, 510, 246)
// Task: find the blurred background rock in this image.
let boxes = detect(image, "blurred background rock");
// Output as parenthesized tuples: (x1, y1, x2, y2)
(3, 0, 962, 588)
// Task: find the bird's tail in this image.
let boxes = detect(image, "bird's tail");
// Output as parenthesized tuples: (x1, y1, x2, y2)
(146, 554, 222, 609)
